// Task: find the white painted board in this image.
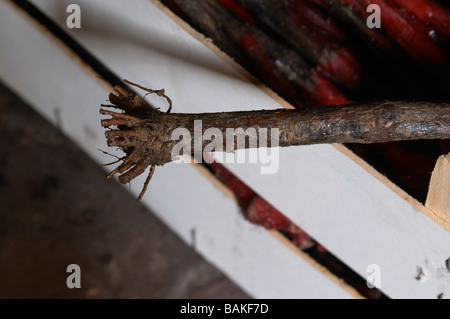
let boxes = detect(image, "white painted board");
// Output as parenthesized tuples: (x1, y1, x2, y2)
(0, 0, 357, 299)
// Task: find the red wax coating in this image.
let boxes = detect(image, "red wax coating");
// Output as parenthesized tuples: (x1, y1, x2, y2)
(392, 0, 450, 39)
(311, 71, 352, 106)
(288, 0, 348, 42)
(206, 157, 313, 246)
(217, 0, 256, 23)
(238, 32, 304, 104)
(361, 0, 447, 64)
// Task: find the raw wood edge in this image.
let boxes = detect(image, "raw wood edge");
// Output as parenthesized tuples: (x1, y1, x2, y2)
(425, 153, 450, 221)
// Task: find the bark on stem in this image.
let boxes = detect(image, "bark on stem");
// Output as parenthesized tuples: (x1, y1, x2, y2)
(100, 83, 450, 199)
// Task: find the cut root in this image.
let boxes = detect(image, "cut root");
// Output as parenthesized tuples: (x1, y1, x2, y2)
(99, 79, 170, 201)
(124, 79, 172, 113)
(137, 166, 156, 201)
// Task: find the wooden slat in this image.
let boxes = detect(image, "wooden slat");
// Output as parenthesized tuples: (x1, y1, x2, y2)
(0, 0, 359, 299)
(426, 153, 450, 220)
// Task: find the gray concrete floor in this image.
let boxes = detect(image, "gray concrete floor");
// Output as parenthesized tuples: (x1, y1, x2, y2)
(0, 82, 250, 298)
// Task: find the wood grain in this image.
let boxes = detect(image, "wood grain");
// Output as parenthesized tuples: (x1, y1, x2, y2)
(426, 153, 450, 220)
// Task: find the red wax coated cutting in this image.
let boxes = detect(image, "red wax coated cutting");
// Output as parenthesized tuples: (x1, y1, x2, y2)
(322, 46, 362, 88)
(239, 31, 351, 106)
(309, 0, 393, 51)
(311, 71, 352, 106)
(361, 0, 447, 64)
(392, 0, 450, 39)
(217, 0, 255, 23)
(246, 196, 292, 229)
(287, 0, 348, 42)
(206, 158, 310, 237)
(238, 32, 304, 104)
(287, 8, 361, 87)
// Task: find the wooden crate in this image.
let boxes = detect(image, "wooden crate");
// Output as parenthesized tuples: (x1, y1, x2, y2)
(1, 0, 449, 298)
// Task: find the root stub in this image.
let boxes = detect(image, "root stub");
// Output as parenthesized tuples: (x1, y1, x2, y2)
(99, 81, 174, 201)
(100, 80, 450, 201)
